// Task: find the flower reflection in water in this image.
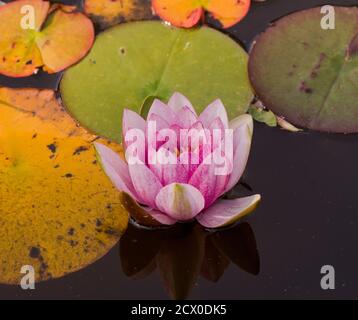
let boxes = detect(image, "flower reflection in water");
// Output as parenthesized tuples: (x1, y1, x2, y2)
(119, 221, 260, 299)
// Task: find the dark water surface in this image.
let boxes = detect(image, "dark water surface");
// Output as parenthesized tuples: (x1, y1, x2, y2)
(0, 0, 358, 300)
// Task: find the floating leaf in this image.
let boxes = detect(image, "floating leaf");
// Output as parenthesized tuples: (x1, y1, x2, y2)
(0, 88, 129, 284)
(61, 21, 253, 142)
(36, 10, 95, 73)
(249, 7, 358, 133)
(0, 0, 94, 77)
(248, 104, 277, 127)
(0, 0, 48, 77)
(205, 0, 251, 28)
(84, 0, 153, 30)
(152, 0, 251, 29)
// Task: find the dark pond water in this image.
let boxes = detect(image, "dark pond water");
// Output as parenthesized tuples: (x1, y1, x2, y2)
(0, 0, 358, 300)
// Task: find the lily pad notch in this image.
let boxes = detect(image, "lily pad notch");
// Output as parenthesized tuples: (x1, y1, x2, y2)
(61, 21, 253, 142)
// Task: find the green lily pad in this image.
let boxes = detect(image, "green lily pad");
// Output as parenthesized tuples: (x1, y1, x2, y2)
(61, 21, 253, 142)
(249, 6, 358, 133)
(248, 104, 277, 127)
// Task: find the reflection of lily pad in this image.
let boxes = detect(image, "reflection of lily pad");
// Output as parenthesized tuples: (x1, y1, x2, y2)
(249, 7, 358, 133)
(0, 88, 128, 284)
(61, 21, 253, 142)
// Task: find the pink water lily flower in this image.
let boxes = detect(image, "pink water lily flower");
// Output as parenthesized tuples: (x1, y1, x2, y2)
(95, 93, 260, 228)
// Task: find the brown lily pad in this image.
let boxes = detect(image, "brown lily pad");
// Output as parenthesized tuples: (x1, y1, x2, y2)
(0, 87, 129, 284)
(84, 0, 153, 30)
(249, 6, 358, 133)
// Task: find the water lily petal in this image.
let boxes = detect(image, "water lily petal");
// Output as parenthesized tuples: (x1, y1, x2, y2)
(156, 125, 180, 154)
(123, 125, 146, 164)
(145, 208, 178, 225)
(122, 109, 147, 164)
(149, 148, 189, 185)
(122, 108, 146, 140)
(209, 116, 225, 132)
(179, 151, 200, 177)
(225, 114, 253, 192)
(155, 183, 205, 221)
(121, 192, 176, 227)
(177, 106, 198, 128)
(199, 99, 229, 129)
(196, 195, 261, 228)
(209, 116, 225, 150)
(146, 113, 170, 152)
(148, 98, 176, 124)
(168, 92, 196, 114)
(129, 163, 163, 208)
(94, 142, 138, 200)
(168, 124, 182, 140)
(229, 113, 254, 133)
(189, 152, 229, 208)
(181, 121, 211, 152)
(147, 113, 170, 133)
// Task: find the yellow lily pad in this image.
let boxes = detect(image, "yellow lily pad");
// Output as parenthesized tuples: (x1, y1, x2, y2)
(0, 87, 129, 284)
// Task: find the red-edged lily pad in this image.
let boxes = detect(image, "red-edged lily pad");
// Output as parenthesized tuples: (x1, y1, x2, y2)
(152, 0, 251, 29)
(0, 0, 94, 77)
